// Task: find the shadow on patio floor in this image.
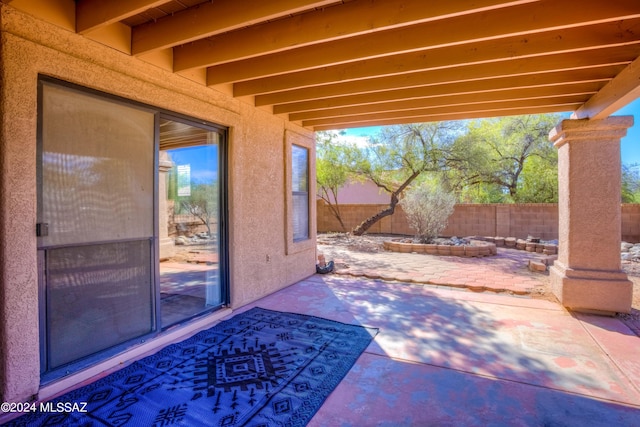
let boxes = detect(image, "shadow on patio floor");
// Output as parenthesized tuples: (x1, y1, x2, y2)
(243, 274, 640, 426)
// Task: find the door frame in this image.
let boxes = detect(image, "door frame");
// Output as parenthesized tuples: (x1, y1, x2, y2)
(36, 76, 230, 382)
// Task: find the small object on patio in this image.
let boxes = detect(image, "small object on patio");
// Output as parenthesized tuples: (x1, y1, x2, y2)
(6, 307, 377, 427)
(318, 253, 326, 267)
(316, 260, 335, 274)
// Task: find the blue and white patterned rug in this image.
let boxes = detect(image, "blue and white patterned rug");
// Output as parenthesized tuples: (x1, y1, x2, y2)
(8, 307, 378, 426)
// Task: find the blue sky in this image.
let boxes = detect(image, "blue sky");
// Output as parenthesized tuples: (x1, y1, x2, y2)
(342, 99, 640, 166)
(618, 98, 640, 165)
(168, 144, 219, 183)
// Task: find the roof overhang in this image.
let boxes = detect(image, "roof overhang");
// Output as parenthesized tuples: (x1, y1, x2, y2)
(6, 0, 640, 130)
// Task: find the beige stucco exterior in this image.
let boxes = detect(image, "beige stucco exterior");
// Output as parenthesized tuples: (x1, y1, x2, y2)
(0, 5, 315, 401)
(549, 117, 633, 315)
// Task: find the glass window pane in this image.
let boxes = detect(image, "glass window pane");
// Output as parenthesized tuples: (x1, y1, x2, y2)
(46, 241, 153, 369)
(159, 119, 222, 328)
(292, 145, 308, 192)
(292, 145, 309, 241)
(40, 83, 154, 246)
(293, 193, 309, 241)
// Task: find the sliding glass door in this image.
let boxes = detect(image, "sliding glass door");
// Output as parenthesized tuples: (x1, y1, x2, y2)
(37, 80, 228, 380)
(158, 118, 224, 327)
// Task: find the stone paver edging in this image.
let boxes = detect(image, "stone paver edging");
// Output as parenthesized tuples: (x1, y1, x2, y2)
(384, 239, 497, 257)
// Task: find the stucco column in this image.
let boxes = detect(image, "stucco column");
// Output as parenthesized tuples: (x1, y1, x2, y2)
(159, 151, 175, 261)
(549, 117, 633, 315)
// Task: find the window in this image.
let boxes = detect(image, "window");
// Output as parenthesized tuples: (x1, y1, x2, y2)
(285, 130, 315, 255)
(292, 145, 309, 241)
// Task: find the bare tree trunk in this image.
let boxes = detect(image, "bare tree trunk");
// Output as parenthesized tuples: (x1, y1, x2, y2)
(352, 201, 397, 235)
(326, 202, 347, 232)
(319, 187, 348, 232)
(352, 169, 422, 235)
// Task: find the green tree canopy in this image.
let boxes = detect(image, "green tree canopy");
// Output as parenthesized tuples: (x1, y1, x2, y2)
(446, 114, 560, 202)
(316, 130, 360, 231)
(622, 163, 640, 203)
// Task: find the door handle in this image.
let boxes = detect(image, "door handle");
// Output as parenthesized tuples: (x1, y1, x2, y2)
(36, 223, 49, 237)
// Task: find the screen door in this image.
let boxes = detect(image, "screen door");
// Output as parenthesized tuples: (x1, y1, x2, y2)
(37, 82, 156, 375)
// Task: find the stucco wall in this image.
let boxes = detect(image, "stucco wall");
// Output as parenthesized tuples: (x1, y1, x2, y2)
(320, 179, 391, 204)
(0, 5, 315, 401)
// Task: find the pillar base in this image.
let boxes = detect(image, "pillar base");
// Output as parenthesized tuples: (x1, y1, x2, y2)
(550, 261, 632, 315)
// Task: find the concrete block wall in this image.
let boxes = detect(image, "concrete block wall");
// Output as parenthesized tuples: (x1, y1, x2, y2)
(442, 205, 497, 237)
(317, 201, 640, 242)
(622, 204, 640, 242)
(507, 204, 559, 240)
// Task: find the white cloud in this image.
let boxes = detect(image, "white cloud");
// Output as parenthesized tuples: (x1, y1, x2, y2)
(336, 133, 372, 149)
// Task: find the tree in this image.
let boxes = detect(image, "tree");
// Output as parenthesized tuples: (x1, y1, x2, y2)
(180, 182, 218, 236)
(622, 163, 640, 203)
(351, 122, 462, 235)
(447, 114, 560, 202)
(316, 131, 358, 231)
(515, 154, 558, 203)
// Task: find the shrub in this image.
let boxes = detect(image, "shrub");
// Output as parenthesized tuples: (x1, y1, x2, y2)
(401, 183, 456, 243)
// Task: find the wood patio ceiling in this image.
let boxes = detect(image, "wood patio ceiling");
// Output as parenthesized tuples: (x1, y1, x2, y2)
(19, 0, 640, 130)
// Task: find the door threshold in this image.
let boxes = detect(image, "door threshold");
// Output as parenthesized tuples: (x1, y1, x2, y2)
(37, 307, 232, 402)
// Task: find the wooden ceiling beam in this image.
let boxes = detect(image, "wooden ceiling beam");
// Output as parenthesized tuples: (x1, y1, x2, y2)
(288, 83, 602, 121)
(302, 96, 587, 127)
(301, 96, 587, 127)
(312, 105, 578, 131)
(574, 55, 640, 119)
(202, 0, 640, 83)
(260, 48, 634, 108)
(304, 98, 584, 127)
(131, 0, 337, 55)
(172, 0, 532, 67)
(76, 0, 169, 34)
(68, 0, 640, 127)
(274, 67, 619, 114)
(236, 18, 640, 97)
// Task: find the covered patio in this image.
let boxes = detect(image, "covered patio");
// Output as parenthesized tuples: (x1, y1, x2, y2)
(2, 0, 640, 422)
(254, 274, 640, 425)
(27, 0, 639, 315)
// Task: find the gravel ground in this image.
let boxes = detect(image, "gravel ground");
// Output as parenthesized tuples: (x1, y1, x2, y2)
(318, 232, 640, 334)
(620, 262, 640, 333)
(316, 232, 388, 253)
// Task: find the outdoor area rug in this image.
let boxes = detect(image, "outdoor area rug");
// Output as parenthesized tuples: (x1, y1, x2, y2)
(7, 307, 378, 427)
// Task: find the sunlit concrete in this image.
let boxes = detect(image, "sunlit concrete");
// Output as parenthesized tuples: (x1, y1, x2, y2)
(241, 275, 640, 426)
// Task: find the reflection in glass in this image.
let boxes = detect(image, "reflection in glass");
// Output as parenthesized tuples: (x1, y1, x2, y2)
(292, 145, 309, 241)
(159, 119, 222, 327)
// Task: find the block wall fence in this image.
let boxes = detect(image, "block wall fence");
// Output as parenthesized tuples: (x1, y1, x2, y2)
(317, 201, 640, 243)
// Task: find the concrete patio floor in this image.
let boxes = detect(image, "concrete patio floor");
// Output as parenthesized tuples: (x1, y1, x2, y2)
(9, 246, 639, 426)
(238, 274, 640, 426)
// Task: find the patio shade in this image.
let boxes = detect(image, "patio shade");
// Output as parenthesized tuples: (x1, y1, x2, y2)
(18, 0, 640, 127)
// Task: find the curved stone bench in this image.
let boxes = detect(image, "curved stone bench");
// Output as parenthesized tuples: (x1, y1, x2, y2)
(383, 240, 497, 257)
